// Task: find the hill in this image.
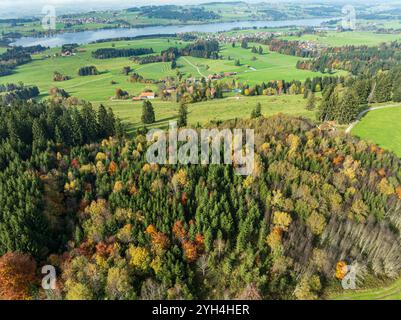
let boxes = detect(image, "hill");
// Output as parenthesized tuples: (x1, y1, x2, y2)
(1, 99, 401, 300)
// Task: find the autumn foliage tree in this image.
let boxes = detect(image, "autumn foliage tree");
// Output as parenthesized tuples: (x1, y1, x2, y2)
(0, 253, 37, 300)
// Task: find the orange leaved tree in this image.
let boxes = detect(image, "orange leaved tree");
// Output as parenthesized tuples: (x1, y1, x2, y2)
(0, 252, 37, 300)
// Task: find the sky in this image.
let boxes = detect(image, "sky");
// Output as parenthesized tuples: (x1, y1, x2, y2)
(0, 0, 377, 19)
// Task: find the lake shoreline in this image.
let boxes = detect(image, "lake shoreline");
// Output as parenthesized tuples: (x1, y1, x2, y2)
(11, 17, 337, 48)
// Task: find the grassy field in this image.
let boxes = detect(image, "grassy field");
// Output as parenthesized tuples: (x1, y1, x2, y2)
(0, 38, 330, 100)
(104, 94, 313, 133)
(0, 38, 184, 101)
(281, 31, 401, 47)
(352, 105, 401, 158)
(359, 19, 401, 30)
(175, 43, 343, 84)
(0, 37, 325, 132)
(330, 278, 401, 300)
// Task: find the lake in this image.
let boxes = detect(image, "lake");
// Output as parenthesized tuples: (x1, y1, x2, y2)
(12, 18, 335, 48)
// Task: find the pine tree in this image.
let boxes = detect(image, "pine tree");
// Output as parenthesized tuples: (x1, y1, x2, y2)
(171, 60, 177, 69)
(317, 84, 338, 122)
(392, 84, 401, 102)
(177, 103, 188, 127)
(32, 119, 47, 151)
(97, 104, 115, 138)
(141, 100, 155, 124)
(81, 104, 99, 143)
(306, 92, 316, 111)
(70, 109, 83, 145)
(373, 72, 393, 103)
(337, 88, 361, 124)
(251, 103, 262, 119)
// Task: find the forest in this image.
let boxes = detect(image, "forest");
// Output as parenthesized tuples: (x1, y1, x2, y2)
(132, 40, 220, 65)
(297, 42, 401, 75)
(92, 48, 155, 59)
(2, 2, 401, 302)
(133, 6, 221, 22)
(1, 90, 401, 299)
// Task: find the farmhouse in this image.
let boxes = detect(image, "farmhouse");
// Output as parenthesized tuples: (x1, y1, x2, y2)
(133, 92, 156, 100)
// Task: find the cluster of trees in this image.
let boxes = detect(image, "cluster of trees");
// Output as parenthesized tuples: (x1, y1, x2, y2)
(1, 107, 401, 300)
(78, 66, 99, 76)
(139, 5, 220, 21)
(61, 44, 79, 54)
(251, 45, 264, 55)
(317, 68, 401, 123)
(53, 71, 70, 82)
(268, 39, 319, 58)
(0, 46, 47, 76)
(298, 42, 401, 75)
(129, 72, 145, 83)
(0, 98, 123, 169)
(132, 47, 179, 65)
(239, 76, 342, 97)
(115, 88, 130, 100)
(175, 77, 224, 104)
(92, 47, 154, 59)
(0, 82, 39, 104)
(181, 40, 220, 59)
(132, 40, 220, 65)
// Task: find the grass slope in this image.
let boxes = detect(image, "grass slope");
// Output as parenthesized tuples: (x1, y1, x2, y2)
(105, 94, 314, 133)
(281, 31, 401, 47)
(352, 105, 401, 158)
(0, 37, 324, 132)
(178, 43, 344, 84)
(330, 278, 401, 300)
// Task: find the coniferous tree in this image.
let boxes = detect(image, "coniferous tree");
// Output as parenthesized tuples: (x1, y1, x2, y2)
(373, 72, 393, 103)
(392, 83, 401, 102)
(317, 84, 337, 122)
(97, 104, 115, 138)
(177, 103, 188, 127)
(171, 59, 177, 69)
(251, 103, 262, 119)
(32, 119, 47, 151)
(141, 100, 156, 124)
(81, 104, 99, 143)
(337, 88, 361, 124)
(306, 92, 316, 111)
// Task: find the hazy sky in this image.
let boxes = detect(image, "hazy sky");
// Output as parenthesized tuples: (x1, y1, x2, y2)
(0, 0, 374, 18)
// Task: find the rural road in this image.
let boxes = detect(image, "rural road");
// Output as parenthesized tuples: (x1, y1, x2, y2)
(182, 57, 206, 77)
(345, 104, 401, 134)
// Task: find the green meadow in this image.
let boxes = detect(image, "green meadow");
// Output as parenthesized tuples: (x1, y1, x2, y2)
(104, 94, 313, 133)
(281, 31, 401, 47)
(178, 43, 342, 84)
(352, 105, 401, 158)
(330, 278, 401, 300)
(0, 37, 324, 133)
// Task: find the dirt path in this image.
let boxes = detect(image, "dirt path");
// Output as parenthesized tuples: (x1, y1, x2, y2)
(182, 57, 206, 77)
(345, 104, 401, 134)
